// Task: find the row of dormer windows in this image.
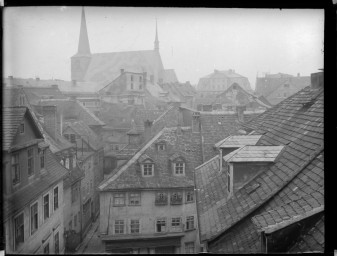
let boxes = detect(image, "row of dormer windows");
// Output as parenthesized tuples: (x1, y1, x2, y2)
(112, 190, 194, 207)
(140, 162, 185, 177)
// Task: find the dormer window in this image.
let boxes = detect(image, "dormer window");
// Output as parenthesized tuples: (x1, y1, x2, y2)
(143, 163, 154, 176)
(19, 123, 25, 134)
(156, 142, 166, 151)
(174, 162, 185, 176)
(170, 191, 183, 205)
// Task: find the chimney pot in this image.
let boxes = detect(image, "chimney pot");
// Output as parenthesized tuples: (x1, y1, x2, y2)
(297, 73, 300, 77)
(121, 69, 124, 74)
(310, 72, 324, 89)
(36, 77, 40, 81)
(42, 105, 57, 139)
(8, 75, 13, 80)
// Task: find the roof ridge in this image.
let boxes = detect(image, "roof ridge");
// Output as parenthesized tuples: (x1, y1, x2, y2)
(98, 128, 166, 190)
(195, 154, 219, 170)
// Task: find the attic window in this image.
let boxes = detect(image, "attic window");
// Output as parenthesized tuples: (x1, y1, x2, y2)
(141, 159, 154, 177)
(156, 142, 166, 151)
(19, 123, 25, 134)
(173, 162, 185, 176)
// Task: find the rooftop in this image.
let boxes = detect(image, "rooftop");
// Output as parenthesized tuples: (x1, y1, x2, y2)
(215, 135, 262, 148)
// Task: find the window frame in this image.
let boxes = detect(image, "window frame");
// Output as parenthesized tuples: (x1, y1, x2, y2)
(30, 201, 38, 236)
(43, 242, 50, 254)
(39, 148, 46, 169)
(173, 162, 185, 176)
(11, 153, 20, 185)
(171, 217, 182, 227)
(170, 191, 183, 205)
(185, 242, 195, 254)
(19, 123, 25, 134)
(156, 143, 166, 151)
(155, 192, 168, 205)
(130, 219, 140, 234)
(155, 218, 167, 233)
(113, 193, 126, 206)
(54, 231, 60, 254)
(27, 147, 34, 176)
(53, 186, 59, 211)
(227, 167, 231, 195)
(13, 211, 25, 251)
(142, 163, 154, 177)
(114, 219, 125, 235)
(129, 192, 141, 206)
(43, 192, 50, 222)
(185, 216, 195, 231)
(186, 190, 194, 203)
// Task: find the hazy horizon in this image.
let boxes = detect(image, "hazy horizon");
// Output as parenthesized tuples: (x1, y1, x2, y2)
(3, 7, 324, 89)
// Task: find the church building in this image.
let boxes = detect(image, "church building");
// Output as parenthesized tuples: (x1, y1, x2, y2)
(71, 8, 178, 86)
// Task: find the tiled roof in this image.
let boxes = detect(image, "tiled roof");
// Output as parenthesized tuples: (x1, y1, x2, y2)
(22, 86, 66, 105)
(65, 120, 103, 151)
(37, 99, 104, 126)
(215, 135, 262, 148)
(195, 85, 324, 252)
(99, 126, 203, 191)
(83, 50, 164, 85)
(160, 69, 179, 83)
(3, 107, 43, 151)
(161, 82, 197, 98)
(3, 87, 27, 107)
(223, 145, 284, 163)
(42, 125, 74, 153)
(289, 214, 324, 253)
(4, 148, 68, 220)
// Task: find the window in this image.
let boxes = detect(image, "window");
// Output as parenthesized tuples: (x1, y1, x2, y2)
(115, 145, 119, 150)
(157, 144, 166, 151)
(64, 134, 69, 141)
(43, 243, 49, 254)
(174, 162, 185, 176)
(19, 123, 25, 134)
(171, 217, 181, 227)
(54, 232, 59, 254)
(14, 213, 24, 250)
(69, 220, 72, 230)
(142, 163, 154, 177)
(70, 134, 76, 143)
(65, 158, 69, 169)
(186, 216, 194, 230)
(73, 155, 77, 168)
(30, 202, 38, 235)
(155, 192, 168, 205)
(28, 148, 34, 176)
(40, 149, 46, 169)
(186, 191, 194, 203)
(185, 242, 195, 254)
(156, 218, 166, 233)
(72, 186, 78, 203)
(131, 83, 134, 90)
(227, 168, 231, 194)
(170, 192, 183, 205)
(130, 219, 140, 234)
(114, 220, 125, 234)
(12, 153, 20, 185)
(129, 192, 141, 206)
(54, 187, 59, 211)
(43, 194, 50, 221)
(113, 193, 126, 206)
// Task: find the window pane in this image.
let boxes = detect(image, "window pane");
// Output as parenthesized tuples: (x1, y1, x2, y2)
(44, 194, 49, 220)
(54, 187, 59, 211)
(130, 220, 140, 234)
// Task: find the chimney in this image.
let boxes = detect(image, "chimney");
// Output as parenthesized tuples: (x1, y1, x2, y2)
(143, 72, 147, 89)
(186, 81, 191, 86)
(297, 73, 300, 77)
(150, 75, 154, 83)
(214, 69, 218, 73)
(36, 77, 40, 81)
(51, 84, 58, 89)
(192, 112, 201, 133)
(144, 120, 153, 142)
(42, 105, 57, 139)
(70, 95, 77, 101)
(236, 105, 246, 123)
(72, 80, 77, 86)
(120, 69, 124, 75)
(311, 72, 324, 89)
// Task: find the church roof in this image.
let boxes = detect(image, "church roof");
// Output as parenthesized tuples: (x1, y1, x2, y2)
(83, 50, 164, 85)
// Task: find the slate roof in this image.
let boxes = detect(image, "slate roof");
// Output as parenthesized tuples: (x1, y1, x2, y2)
(65, 120, 103, 151)
(215, 135, 262, 148)
(82, 50, 164, 85)
(160, 69, 179, 83)
(4, 148, 68, 220)
(223, 145, 284, 163)
(37, 99, 104, 126)
(161, 82, 197, 99)
(42, 125, 74, 153)
(195, 84, 324, 253)
(3, 107, 43, 151)
(3, 87, 29, 107)
(99, 126, 203, 191)
(63, 166, 85, 189)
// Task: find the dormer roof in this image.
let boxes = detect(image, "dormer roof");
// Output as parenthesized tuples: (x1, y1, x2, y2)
(215, 135, 262, 148)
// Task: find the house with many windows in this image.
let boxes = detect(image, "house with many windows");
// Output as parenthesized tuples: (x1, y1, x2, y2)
(98, 126, 203, 254)
(3, 107, 68, 254)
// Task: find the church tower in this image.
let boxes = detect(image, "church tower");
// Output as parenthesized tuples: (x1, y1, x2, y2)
(154, 19, 159, 52)
(71, 7, 92, 82)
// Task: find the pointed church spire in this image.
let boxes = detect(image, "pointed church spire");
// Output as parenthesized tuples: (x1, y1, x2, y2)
(77, 7, 91, 55)
(154, 18, 159, 52)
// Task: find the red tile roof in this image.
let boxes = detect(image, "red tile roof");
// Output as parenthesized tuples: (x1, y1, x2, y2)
(195, 84, 324, 252)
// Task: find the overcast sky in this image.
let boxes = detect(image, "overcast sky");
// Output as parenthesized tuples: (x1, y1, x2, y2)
(4, 7, 324, 89)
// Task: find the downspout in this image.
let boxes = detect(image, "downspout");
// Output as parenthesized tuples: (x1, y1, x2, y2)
(260, 231, 268, 253)
(107, 197, 112, 235)
(80, 182, 83, 243)
(193, 166, 205, 253)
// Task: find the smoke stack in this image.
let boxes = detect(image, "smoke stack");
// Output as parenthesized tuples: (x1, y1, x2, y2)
(236, 106, 246, 123)
(311, 72, 324, 89)
(144, 120, 153, 142)
(120, 69, 124, 75)
(143, 72, 147, 89)
(192, 112, 201, 133)
(297, 73, 300, 77)
(42, 105, 57, 139)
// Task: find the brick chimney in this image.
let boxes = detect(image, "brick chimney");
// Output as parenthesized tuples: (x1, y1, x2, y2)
(51, 84, 58, 89)
(42, 105, 57, 139)
(144, 120, 153, 142)
(121, 69, 125, 75)
(192, 112, 201, 133)
(297, 73, 300, 77)
(236, 106, 246, 123)
(143, 72, 147, 90)
(311, 71, 324, 89)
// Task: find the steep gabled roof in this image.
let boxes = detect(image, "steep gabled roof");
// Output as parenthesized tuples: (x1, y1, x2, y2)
(160, 69, 179, 83)
(195, 84, 324, 252)
(3, 107, 44, 151)
(215, 135, 262, 148)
